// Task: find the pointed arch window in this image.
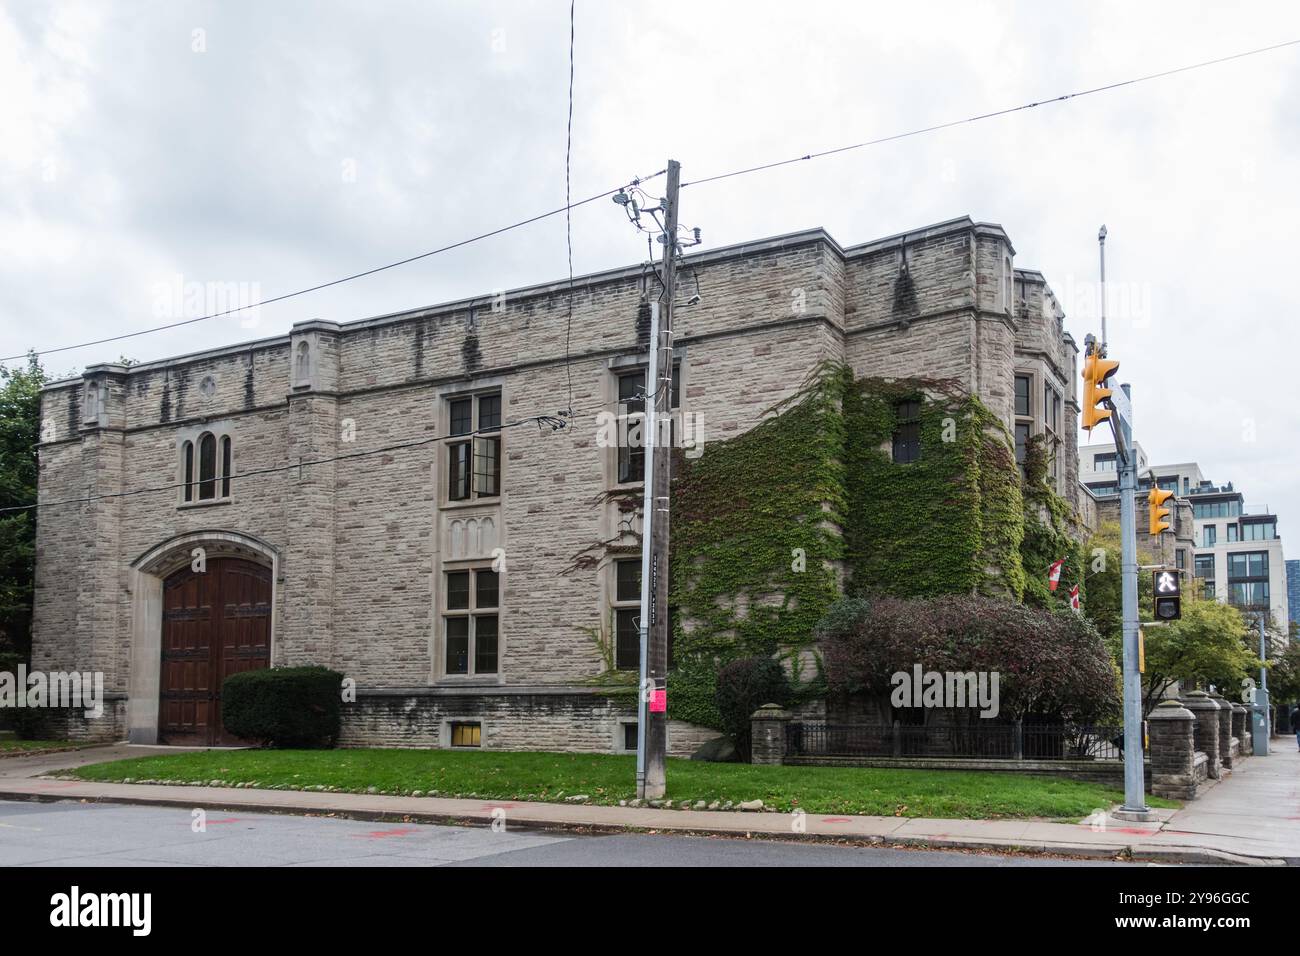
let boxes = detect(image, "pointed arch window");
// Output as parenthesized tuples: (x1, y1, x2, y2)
(198, 433, 217, 500)
(182, 441, 194, 502)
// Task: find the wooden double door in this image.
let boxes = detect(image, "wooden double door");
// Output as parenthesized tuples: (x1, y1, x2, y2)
(160, 557, 272, 746)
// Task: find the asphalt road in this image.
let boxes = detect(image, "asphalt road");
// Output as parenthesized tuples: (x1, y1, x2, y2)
(0, 799, 1128, 867)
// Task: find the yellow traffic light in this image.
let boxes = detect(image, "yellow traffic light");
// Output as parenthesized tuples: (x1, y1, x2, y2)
(1081, 349, 1120, 431)
(1148, 488, 1173, 535)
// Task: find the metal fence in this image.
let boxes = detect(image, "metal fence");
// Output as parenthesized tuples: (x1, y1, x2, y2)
(787, 721, 1128, 761)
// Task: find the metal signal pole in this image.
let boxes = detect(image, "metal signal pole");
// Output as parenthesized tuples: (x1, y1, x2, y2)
(643, 159, 679, 800)
(1099, 225, 1150, 818)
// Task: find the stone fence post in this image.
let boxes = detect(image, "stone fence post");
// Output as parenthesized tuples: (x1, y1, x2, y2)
(750, 704, 792, 765)
(1231, 703, 1248, 759)
(1209, 691, 1234, 770)
(1182, 691, 1222, 779)
(1147, 700, 1199, 800)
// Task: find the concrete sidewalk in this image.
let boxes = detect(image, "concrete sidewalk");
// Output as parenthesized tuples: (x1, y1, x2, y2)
(0, 742, 1294, 866)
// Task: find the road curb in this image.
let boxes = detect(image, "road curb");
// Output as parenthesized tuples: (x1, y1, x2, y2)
(0, 785, 1285, 866)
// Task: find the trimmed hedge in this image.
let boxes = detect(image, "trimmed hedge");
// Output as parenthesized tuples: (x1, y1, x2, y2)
(222, 666, 343, 748)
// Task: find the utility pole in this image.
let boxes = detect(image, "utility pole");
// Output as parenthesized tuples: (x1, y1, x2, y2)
(643, 159, 679, 800)
(634, 299, 660, 799)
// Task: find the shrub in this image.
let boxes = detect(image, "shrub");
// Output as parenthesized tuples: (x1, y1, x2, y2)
(714, 656, 790, 760)
(817, 594, 1119, 723)
(222, 666, 343, 748)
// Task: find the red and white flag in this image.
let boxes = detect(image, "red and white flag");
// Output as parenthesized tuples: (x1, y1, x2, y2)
(1048, 559, 1064, 592)
(1069, 584, 1081, 612)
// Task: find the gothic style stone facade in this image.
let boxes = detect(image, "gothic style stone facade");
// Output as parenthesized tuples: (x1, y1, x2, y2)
(32, 215, 1082, 752)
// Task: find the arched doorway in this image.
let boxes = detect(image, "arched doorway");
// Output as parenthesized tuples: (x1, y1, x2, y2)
(159, 557, 272, 745)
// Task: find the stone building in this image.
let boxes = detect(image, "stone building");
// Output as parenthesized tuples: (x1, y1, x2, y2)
(31, 215, 1085, 752)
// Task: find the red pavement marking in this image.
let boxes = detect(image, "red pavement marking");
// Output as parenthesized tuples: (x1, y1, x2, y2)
(482, 803, 520, 810)
(820, 817, 852, 823)
(1110, 827, 1159, 836)
(201, 818, 243, 825)
(353, 827, 422, 840)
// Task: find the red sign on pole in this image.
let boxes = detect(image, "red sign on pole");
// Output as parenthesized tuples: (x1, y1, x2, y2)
(649, 688, 667, 713)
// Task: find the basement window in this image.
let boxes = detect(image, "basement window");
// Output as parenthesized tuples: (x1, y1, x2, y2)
(450, 722, 481, 748)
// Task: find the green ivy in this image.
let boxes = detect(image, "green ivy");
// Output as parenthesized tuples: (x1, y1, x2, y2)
(590, 363, 1090, 733)
(1020, 435, 1087, 612)
(841, 377, 1025, 601)
(667, 365, 846, 726)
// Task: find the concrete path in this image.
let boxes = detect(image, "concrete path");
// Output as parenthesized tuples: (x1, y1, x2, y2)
(0, 741, 1295, 865)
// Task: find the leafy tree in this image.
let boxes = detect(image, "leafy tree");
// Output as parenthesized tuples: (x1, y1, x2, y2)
(0, 353, 45, 667)
(1138, 593, 1258, 715)
(817, 594, 1120, 722)
(1267, 636, 1300, 706)
(1083, 520, 1153, 649)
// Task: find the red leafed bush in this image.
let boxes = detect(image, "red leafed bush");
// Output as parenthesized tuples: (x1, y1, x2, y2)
(817, 595, 1120, 722)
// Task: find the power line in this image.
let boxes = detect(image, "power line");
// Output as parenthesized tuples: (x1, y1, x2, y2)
(0, 169, 666, 365)
(0, 413, 568, 515)
(681, 39, 1300, 189)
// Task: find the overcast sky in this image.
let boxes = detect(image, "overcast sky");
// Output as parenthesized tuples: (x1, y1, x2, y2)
(2, 1, 1297, 549)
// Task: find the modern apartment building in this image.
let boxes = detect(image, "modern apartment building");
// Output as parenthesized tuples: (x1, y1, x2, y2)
(1080, 442, 1289, 631)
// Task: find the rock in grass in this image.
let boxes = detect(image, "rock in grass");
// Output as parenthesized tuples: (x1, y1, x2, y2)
(565, 794, 589, 803)
(366, 786, 378, 794)
(693, 801, 707, 810)
(738, 800, 764, 811)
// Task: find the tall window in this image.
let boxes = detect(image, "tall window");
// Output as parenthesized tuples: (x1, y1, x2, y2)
(444, 568, 499, 675)
(1014, 375, 1031, 418)
(447, 393, 501, 501)
(1094, 453, 1117, 472)
(1227, 552, 1269, 609)
(1194, 554, 1216, 600)
(1202, 524, 1217, 548)
(891, 399, 921, 464)
(612, 559, 641, 670)
(1227, 524, 1240, 542)
(180, 431, 233, 504)
(1014, 423, 1031, 473)
(614, 364, 680, 485)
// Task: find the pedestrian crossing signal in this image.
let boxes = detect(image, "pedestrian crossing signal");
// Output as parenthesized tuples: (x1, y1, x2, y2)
(1153, 569, 1181, 621)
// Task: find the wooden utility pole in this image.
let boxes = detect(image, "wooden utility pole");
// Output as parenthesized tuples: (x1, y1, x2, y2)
(643, 159, 679, 799)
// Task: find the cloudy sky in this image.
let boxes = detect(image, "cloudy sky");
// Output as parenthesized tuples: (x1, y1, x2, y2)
(2, 1, 1297, 544)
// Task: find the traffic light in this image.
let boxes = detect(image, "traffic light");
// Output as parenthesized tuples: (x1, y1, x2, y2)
(1081, 348, 1120, 431)
(1153, 569, 1182, 621)
(1148, 488, 1173, 536)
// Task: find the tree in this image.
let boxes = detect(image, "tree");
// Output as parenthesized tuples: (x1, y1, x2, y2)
(1138, 593, 1258, 716)
(0, 353, 46, 667)
(1083, 520, 1153, 651)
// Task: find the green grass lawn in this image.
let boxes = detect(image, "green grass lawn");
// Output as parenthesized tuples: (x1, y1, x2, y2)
(68, 748, 1177, 819)
(0, 739, 85, 754)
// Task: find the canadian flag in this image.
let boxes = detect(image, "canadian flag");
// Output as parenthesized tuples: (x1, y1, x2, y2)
(1069, 584, 1081, 612)
(1048, 558, 1065, 592)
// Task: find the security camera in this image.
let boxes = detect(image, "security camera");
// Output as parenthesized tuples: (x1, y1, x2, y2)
(687, 293, 701, 306)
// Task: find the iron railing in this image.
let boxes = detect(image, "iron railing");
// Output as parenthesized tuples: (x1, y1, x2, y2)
(787, 721, 1129, 761)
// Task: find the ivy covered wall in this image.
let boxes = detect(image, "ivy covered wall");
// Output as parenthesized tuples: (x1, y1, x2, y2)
(659, 364, 1087, 730)
(667, 368, 846, 728)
